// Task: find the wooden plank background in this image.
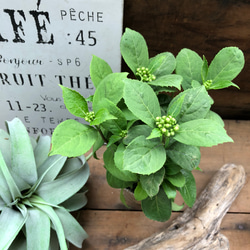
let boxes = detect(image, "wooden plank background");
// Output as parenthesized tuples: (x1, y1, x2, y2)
(69, 120, 250, 249)
(122, 0, 250, 119)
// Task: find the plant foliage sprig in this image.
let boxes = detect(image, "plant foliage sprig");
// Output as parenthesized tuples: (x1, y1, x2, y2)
(0, 118, 89, 249)
(50, 28, 244, 222)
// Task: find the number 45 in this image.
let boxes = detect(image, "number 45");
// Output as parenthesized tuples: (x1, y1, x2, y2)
(76, 30, 97, 46)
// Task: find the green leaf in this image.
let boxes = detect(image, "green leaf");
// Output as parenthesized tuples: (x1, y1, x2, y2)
(60, 85, 88, 118)
(176, 48, 203, 89)
(149, 74, 182, 90)
(123, 79, 161, 128)
(134, 182, 148, 201)
(164, 162, 181, 175)
(0, 207, 27, 250)
(90, 108, 117, 126)
(123, 125, 152, 145)
(55, 207, 88, 248)
(140, 167, 165, 197)
(141, 188, 172, 222)
(90, 55, 113, 88)
(206, 80, 239, 90)
(201, 55, 209, 83)
(149, 52, 176, 76)
(206, 47, 245, 84)
(36, 163, 89, 205)
(162, 181, 177, 199)
(93, 98, 127, 134)
(172, 202, 184, 211)
(167, 94, 185, 119)
(123, 136, 166, 175)
(104, 145, 138, 182)
(93, 72, 128, 106)
(147, 128, 162, 139)
(120, 28, 149, 74)
(7, 118, 37, 185)
(50, 120, 98, 157)
(166, 172, 185, 188)
(26, 208, 50, 250)
(168, 86, 213, 123)
(178, 170, 196, 207)
(205, 110, 225, 127)
(167, 142, 201, 171)
(106, 171, 134, 189)
(175, 119, 233, 147)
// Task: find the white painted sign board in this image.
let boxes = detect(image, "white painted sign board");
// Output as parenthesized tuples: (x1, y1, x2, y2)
(0, 0, 124, 135)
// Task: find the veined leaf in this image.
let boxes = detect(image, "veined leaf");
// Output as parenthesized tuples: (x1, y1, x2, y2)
(106, 171, 134, 189)
(123, 136, 166, 175)
(175, 119, 233, 147)
(149, 74, 182, 90)
(7, 118, 37, 185)
(205, 110, 225, 127)
(178, 170, 196, 207)
(60, 85, 88, 118)
(140, 167, 165, 197)
(167, 142, 201, 171)
(93, 72, 128, 106)
(123, 79, 161, 128)
(168, 86, 213, 123)
(55, 207, 88, 248)
(0, 207, 27, 250)
(104, 145, 138, 182)
(26, 208, 50, 250)
(141, 188, 172, 222)
(120, 28, 149, 74)
(149, 52, 176, 76)
(166, 172, 185, 188)
(50, 120, 98, 157)
(206, 80, 239, 90)
(206, 47, 244, 83)
(90, 108, 117, 126)
(134, 182, 148, 201)
(90, 55, 113, 88)
(162, 181, 177, 200)
(176, 48, 203, 90)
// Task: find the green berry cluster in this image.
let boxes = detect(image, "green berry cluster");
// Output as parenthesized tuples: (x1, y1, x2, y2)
(119, 130, 127, 138)
(135, 67, 156, 82)
(204, 79, 213, 89)
(155, 115, 179, 137)
(84, 111, 95, 122)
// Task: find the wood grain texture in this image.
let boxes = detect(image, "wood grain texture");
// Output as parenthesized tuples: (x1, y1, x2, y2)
(122, 0, 250, 119)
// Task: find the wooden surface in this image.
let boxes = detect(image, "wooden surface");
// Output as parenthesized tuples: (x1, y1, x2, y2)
(69, 120, 250, 250)
(122, 0, 250, 119)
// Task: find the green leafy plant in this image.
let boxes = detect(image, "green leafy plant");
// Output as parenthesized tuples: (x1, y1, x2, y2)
(0, 118, 89, 249)
(50, 28, 244, 222)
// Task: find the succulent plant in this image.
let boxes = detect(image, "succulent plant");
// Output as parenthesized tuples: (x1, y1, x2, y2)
(0, 118, 89, 250)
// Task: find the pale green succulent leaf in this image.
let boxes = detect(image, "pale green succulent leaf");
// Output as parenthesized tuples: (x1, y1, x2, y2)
(60, 191, 88, 212)
(6, 118, 37, 185)
(34, 135, 51, 168)
(0, 150, 21, 201)
(36, 164, 89, 205)
(26, 208, 51, 250)
(55, 207, 88, 248)
(31, 199, 68, 250)
(0, 207, 27, 250)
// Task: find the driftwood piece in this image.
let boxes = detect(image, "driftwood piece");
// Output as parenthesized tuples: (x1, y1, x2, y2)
(125, 164, 246, 250)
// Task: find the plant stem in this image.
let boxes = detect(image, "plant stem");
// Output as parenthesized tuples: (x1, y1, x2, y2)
(95, 125, 108, 144)
(86, 151, 94, 161)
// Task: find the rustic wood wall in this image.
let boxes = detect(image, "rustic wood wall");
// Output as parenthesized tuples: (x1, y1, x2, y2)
(122, 0, 250, 119)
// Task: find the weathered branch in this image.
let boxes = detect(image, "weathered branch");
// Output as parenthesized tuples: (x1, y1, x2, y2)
(125, 164, 246, 250)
